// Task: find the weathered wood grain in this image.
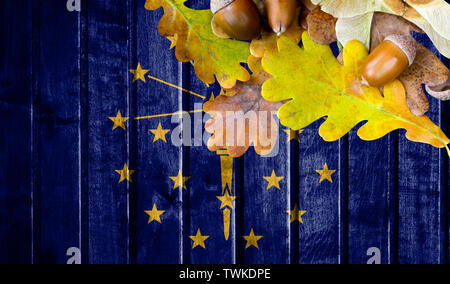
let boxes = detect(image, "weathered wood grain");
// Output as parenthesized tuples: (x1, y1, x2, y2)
(32, 0, 81, 264)
(241, 131, 290, 264)
(298, 123, 341, 264)
(133, 0, 184, 264)
(0, 0, 33, 264)
(347, 134, 394, 264)
(397, 33, 446, 264)
(0, 0, 449, 264)
(86, 0, 130, 264)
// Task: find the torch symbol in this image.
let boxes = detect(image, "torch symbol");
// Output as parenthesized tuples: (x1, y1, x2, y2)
(216, 149, 236, 241)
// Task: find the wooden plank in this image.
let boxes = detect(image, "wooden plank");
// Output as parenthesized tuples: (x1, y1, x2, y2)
(79, 0, 89, 265)
(297, 122, 341, 264)
(183, 0, 242, 261)
(186, 135, 236, 264)
(2, 0, 450, 264)
(397, 34, 445, 264)
(444, 6, 450, 266)
(87, 0, 130, 264)
(182, 1, 239, 262)
(398, 107, 441, 264)
(127, 0, 137, 265)
(240, 125, 290, 264)
(185, 82, 236, 264)
(297, 44, 344, 264)
(133, 3, 183, 264)
(32, 0, 81, 264)
(347, 133, 395, 264)
(0, 0, 33, 264)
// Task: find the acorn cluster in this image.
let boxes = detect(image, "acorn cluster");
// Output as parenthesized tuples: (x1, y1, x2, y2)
(210, 0, 417, 88)
(211, 0, 297, 40)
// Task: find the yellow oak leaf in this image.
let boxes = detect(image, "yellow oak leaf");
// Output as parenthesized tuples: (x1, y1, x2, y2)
(145, 0, 251, 89)
(262, 32, 450, 153)
(246, 7, 303, 84)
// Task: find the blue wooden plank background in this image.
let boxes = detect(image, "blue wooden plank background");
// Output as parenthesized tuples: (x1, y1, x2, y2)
(0, 0, 449, 264)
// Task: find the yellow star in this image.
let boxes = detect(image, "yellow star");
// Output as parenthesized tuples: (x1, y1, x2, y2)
(145, 203, 165, 224)
(283, 129, 303, 142)
(150, 122, 170, 143)
(316, 163, 336, 183)
(189, 229, 210, 249)
(167, 34, 178, 49)
(109, 110, 129, 131)
(243, 229, 263, 249)
(263, 170, 284, 190)
(286, 204, 307, 224)
(115, 163, 136, 183)
(217, 191, 236, 209)
(129, 63, 149, 83)
(169, 170, 190, 190)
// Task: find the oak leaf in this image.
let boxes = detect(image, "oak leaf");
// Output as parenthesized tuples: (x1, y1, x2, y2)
(145, 0, 251, 89)
(203, 6, 304, 157)
(261, 33, 450, 153)
(304, 6, 373, 50)
(247, 7, 304, 74)
(204, 71, 283, 157)
(306, 7, 337, 45)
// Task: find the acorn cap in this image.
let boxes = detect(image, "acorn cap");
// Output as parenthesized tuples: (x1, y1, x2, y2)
(384, 34, 417, 66)
(211, 0, 235, 14)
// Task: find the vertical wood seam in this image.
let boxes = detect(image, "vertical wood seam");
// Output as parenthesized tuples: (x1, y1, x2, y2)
(289, 134, 299, 264)
(127, 0, 138, 265)
(441, 56, 450, 264)
(180, 61, 192, 264)
(338, 136, 349, 264)
(235, 157, 245, 264)
(79, 0, 89, 265)
(388, 132, 399, 264)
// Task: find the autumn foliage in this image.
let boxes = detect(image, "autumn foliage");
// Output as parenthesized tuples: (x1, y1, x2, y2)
(145, 0, 450, 156)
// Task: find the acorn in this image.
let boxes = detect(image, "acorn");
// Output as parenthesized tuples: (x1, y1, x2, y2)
(211, 0, 261, 41)
(362, 35, 417, 88)
(266, 0, 298, 36)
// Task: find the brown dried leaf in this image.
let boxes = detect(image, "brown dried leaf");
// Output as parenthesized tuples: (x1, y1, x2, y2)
(370, 12, 421, 49)
(370, 13, 450, 116)
(204, 72, 283, 157)
(306, 7, 337, 45)
(210, 7, 304, 157)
